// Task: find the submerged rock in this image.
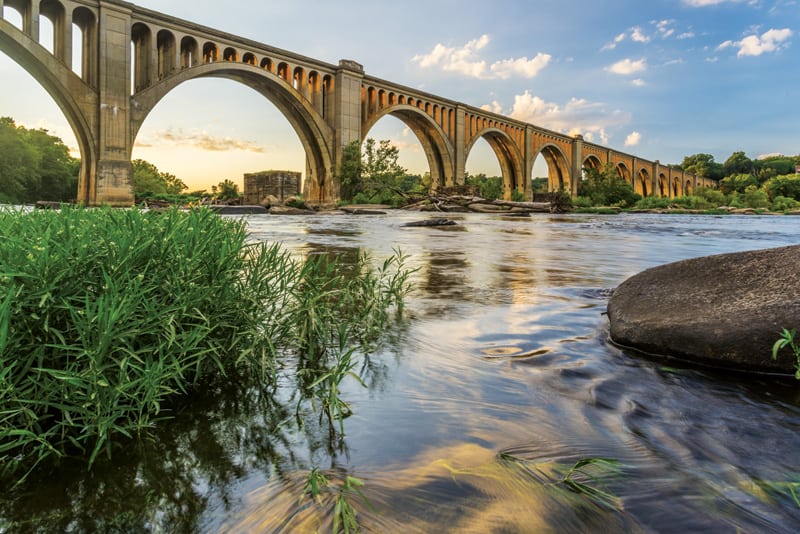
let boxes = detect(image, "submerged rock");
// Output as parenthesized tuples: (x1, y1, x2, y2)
(210, 205, 268, 215)
(607, 245, 800, 375)
(401, 218, 458, 227)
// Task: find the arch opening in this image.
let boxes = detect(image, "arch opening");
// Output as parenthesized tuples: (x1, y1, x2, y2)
(360, 114, 430, 201)
(535, 145, 571, 195)
(464, 136, 504, 199)
(132, 78, 307, 201)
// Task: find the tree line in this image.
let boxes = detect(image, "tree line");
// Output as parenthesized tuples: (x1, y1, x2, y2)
(577, 152, 800, 211)
(0, 116, 241, 205)
(2, 116, 798, 210)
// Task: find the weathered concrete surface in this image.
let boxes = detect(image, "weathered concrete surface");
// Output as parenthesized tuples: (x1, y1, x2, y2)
(607, 245, 800, 374)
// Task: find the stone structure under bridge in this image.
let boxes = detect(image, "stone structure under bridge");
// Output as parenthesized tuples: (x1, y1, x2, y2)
(0, 0, 716, 206)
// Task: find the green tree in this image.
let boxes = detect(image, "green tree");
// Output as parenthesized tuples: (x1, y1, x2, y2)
(723, 151, 753, 177)
(465, 172, 502, 199)
(337, 140, 362, 200)
(0, 117, 37, 202)
(679, 154, 725, 181)
(132, 159, 187, 197)
(720, 173, 758, 195)
(0, 117, 78, 203)
(764, 174, 800, 201)
(212, 179, 240, 201)
(337, 138, 408, 204)
(578, 163, 640, 207)
(360, 138, 407, 199)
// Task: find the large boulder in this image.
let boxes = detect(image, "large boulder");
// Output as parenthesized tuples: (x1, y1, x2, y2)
(607, 245, 800, 375)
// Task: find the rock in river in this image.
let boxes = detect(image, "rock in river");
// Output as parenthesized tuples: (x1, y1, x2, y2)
(607, 245, 800, 375)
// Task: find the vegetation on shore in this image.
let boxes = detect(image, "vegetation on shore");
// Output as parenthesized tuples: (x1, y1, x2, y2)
(0, 207, 414, 498)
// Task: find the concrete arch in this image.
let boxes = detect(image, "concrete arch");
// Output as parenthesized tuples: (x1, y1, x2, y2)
(534, 144, 571, 193)
(658, 172, 668, 197)
(180, 36, 199, 69)
(129, 61, 336, 202)
(363, 104, 455, 192)
(71, 6, 97, 86)
(636, 168, 649, 197)
(466, 127, 525, 197)
(0, 17, 97, 203)
(583, 154, 602, 170)
(616, 162, 631, 184)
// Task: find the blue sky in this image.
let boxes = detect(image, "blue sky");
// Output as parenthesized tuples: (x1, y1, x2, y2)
(1, 0, 798, 191)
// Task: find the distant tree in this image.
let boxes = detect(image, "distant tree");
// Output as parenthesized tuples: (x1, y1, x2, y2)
(132, 159, 187, 198)
(337, 138, 408, 204)
(212, 179, 240, 201)
(360, 138, 407, 199)
(0, 116, 78, 203)
(578, 163, 640, 207)
(679, 153, 725, 181)
(754, 155, 798, 181)
(723, 151, 753, 177)
(465, 172, 502, 199)
(764, 174, 800, 201)
(337, 140, 362, 200)
(720, 173, 758, 195)
(531, 177, 548, 193)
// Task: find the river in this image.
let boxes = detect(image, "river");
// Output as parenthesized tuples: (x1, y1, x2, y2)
(3, 212, 800, 533)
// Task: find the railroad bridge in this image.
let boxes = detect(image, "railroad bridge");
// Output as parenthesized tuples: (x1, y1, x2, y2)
(0, 0, 714, 206)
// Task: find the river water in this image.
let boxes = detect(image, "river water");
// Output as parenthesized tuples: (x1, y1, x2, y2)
(3, 212, 800, 533)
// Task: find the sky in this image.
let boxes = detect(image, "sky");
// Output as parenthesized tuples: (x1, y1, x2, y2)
(1, 0, 798, 192)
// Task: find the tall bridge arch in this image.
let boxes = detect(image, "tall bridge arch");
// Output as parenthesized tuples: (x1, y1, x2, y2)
(129, 62, 336, 203)
(0, 0, 710, 205)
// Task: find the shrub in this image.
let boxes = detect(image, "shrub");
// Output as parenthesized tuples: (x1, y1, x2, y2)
(771, 196, 800, 212)
(633, 197, 671, 209)
(671, 195, 713, 210)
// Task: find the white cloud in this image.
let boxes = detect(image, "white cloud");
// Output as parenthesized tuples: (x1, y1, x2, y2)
(602, 32, 627, 51)
(135, 128, 265, 153)
(632, 78, 646, 86)
(631, 27, 651, 43)
(412, 35, 551, 79)
(606, 58, 647, 75)
(654, 20, 676, 39)
(677, 31, 696, 40)
(683, 0, 764, 6)
(718, 28, 792, 57)
(486, 91, 631, 144)
(489, 53, 552, 79)
(683, 0, 729, 5)
(624, 131, 642, 147)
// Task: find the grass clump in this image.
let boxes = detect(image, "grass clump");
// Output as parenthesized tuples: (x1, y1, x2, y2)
(773, 328, 800, 379)
(0, 206, 414, 484)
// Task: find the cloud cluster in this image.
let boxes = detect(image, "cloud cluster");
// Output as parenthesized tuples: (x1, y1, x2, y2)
(606, 58, 647, 75)
(135, 128, 265, 153)
(718, 28, 793, 57)
(483, 91, 633, 145)
(624, 131, 642, 147)
(602, 20, 684, 50)
(412, 35, 551, 80)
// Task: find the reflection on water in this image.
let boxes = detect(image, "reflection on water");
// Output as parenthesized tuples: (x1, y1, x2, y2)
(3, 213, 800, 532)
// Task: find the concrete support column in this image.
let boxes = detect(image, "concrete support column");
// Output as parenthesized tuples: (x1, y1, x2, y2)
(25, 0, 39, 41)
(59, 10, 73, 69)
(93, 1, 134, 206)
(524, 126, 534, 200)
(318, 59, 363, 202)
(452, 104, 467, 191)
(571, 134, 584, 196)
(652, 161, 660, 197)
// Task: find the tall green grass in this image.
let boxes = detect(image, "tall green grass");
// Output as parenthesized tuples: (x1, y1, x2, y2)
(0, 206, 414, 484)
